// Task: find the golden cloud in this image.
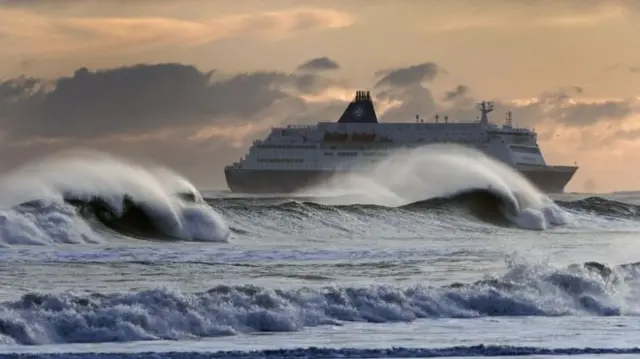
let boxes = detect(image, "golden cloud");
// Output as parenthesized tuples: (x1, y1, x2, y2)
(189, 120, 278, 149)
(0, 7, 354, 56)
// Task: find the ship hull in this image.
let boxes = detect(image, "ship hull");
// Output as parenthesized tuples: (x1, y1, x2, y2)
(225, 165, 578, 194)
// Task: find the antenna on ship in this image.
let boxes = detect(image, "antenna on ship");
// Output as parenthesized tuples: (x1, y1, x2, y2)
(476, 101, 494, 125)
(505, 110, 513, 127)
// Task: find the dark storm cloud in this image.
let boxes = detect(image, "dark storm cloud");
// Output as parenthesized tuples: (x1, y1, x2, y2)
(369, 67, 631, 130)
(0, 61, 623, 141)
(527, 86, 631, 127)
(550, 100, 631, 126)
(431, 85, 631, 129)
(0, 63, 332, 140)
(443, 85, 470, 102)
(0, 61, 345, 187)
(0, 58, 637, 190)
(374, 62, 440, 88)
(363, 61, 631, 127)
(296, 57, 341, 72)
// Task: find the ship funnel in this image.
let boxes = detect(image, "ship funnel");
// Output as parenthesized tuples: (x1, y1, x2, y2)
(337, 90, 379, 123)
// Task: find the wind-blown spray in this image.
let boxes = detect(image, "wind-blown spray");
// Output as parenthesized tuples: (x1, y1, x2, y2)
(300, 144, 567, 230)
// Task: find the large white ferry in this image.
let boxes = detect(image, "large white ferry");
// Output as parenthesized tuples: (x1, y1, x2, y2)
(225, 90, 578, 193)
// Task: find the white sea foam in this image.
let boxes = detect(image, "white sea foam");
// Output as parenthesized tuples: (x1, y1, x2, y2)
(0, 149, 230, 246)
(0, 260, 632, 345)
(300, 144, 567, 230)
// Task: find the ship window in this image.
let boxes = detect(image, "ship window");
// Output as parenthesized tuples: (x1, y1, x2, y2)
(257, 158, 304, 163)
(511, 145, 541, 154)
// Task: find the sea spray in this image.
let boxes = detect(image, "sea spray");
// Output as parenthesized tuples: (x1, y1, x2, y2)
(0, 149, 230, 245)
(300, 144, 567, 230)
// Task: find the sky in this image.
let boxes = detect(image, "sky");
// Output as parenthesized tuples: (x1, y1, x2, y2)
(0, 0, 639, 193)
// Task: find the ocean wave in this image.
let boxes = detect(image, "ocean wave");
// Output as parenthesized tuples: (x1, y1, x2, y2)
(0, 150, 230, 246)
(2, 148, 640, 247)
(556, 196, 640, 218)
(0, 260, 634, 345)
(209, 192, 640, 238)
(293, 145, 568, 231)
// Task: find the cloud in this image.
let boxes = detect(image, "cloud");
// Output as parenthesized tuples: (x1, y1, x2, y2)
(374, 62, 441, 88)
(0, 7, 354, 56)
(296, 57, 341, 72)
(0, 62, 344, 186)
(0, 59, 638, 190)
(443, 85, 471, 102)
(0, 63, 348, 141)
(435, 86, 633, 130)
(1, 60, 634, 144)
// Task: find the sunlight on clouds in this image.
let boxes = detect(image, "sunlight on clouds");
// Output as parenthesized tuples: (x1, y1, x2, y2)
(299, 86, 357, 103)
(0, 7, 354, 56)
(92, 129, 177, 144)
(7, 129, 177, 147)
(299, 87, 403, 116)
(189, 120, 278, 149)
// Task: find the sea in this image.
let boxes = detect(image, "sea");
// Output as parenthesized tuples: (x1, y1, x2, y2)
(0, 146, 640, 359)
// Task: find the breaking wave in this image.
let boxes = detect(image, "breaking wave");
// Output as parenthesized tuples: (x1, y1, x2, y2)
(2, 147, 640, 247)
(211, 192, 640, 240)
(296, 145, 567, 231)
(0, 150, 230, 246)
(0, 260, 637, 345)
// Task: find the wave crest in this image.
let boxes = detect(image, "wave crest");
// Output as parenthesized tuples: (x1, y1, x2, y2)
(297, 145, 567, 230)
(0, 150, 230, 245)
(0, 260, 633, 345)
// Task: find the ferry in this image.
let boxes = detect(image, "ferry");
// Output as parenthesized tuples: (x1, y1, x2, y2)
(224, 90, 578, 193)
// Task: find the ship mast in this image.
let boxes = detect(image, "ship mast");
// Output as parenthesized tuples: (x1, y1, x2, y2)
(476, 101, 494, 125)
(505, 110, 513, 127)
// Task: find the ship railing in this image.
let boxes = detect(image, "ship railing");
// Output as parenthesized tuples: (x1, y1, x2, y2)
(496, 124, 533, 132)
(504, 126, 531, 132)
(490, 127, 535, 135)
(283, 124, 314, 129)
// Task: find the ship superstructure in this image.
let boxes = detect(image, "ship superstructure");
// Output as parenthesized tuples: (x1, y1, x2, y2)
(225, 90, 578, 193)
